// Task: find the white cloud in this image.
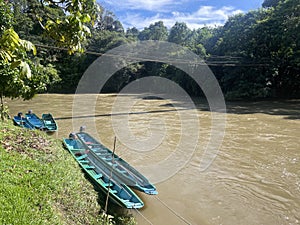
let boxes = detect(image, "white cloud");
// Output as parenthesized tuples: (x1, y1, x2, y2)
(102, 0, 182, 12)
(121, 13, 165, 29)
(120, 6, 244, 30)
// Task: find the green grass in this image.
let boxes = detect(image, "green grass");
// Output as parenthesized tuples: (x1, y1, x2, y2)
(0, 121, 135, 225)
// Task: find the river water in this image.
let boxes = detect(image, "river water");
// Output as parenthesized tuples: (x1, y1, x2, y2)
(6, 94, 300, 225)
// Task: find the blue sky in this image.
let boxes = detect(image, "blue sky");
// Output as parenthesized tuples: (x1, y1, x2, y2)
(99, 0, 264, 30)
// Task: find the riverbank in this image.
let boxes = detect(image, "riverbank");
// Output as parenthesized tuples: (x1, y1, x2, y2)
(0, 121, 135, 225)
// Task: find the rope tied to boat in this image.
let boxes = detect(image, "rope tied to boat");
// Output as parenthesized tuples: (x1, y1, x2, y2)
(134, 208, 154, 225)
(154, 196, 192, 225)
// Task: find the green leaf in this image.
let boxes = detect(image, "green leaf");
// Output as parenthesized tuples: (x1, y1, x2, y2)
(20, 40, 36, 55)
(4, 28, 21, 47)
(20, 61, 32, 79)
(81, 14, 91, 23)
(0, 50, 12, 62)
(10, 60, 22, 69)
(82, 25, 91, 35)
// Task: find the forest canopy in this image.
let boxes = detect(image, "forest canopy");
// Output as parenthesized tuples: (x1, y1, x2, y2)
(1, 0, 299, 101)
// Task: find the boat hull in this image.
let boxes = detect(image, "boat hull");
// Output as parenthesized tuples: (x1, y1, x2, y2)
(76, 132, 158, 195)
(26, 113, 46, 130)
(63, 138, 144, 209)
(42, 113, 58, 132)
(13, 116, 35, 129)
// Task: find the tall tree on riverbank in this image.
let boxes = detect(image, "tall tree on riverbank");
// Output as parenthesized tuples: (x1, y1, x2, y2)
(260, 0, 300, 97)
(205, 0, 299, 99)
(0, 0, 100, 120)
(0, 1, 38, 119)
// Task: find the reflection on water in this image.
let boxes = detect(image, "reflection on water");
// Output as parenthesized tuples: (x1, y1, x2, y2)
(6, 94, 300, 225)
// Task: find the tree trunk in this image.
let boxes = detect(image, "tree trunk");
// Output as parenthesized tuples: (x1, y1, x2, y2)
(0, 94, 4, 121)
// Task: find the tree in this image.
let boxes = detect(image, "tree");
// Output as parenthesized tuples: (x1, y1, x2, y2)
(260, 0, 300, 97)
(0, 0, 99, 119)
(168, 22, 191, 45)
(94, 7, 124, 33)
(262, 0, 281, 8)
(205, 0, 299, 99)
(0, 28, 59, 119)
(39, 0, 99, 53)
(0, 1, 35, 119)
(138, 21, 168, 41)
(126, 27, 139, 39)
(181, 29, 207, 57)
(206, 10, 276, 99)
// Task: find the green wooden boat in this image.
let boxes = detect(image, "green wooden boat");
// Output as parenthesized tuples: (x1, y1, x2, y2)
(63, 137, 144, 209)
(42, 113, 58, 132)
(76, 132, 158, 195)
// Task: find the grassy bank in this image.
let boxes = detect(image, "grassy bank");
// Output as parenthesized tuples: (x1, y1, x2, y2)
(0, 121, 135, 225)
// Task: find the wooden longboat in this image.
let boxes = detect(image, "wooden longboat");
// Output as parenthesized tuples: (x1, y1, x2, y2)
(63, 138, 144, 209)
(76, 132, 158, 195)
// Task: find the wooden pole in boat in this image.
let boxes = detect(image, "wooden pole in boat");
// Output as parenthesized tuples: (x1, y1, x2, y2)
(104, 136, 117, 213)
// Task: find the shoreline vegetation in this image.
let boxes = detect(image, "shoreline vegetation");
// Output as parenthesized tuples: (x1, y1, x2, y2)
(0, 121, 135, 225)
(1, 0, 299, 109)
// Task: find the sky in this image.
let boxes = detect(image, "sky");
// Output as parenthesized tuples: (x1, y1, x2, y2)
(98, 0, 264, 30)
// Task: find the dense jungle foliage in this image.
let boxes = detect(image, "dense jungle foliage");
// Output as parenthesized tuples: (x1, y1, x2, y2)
(1, 0, 299, 100)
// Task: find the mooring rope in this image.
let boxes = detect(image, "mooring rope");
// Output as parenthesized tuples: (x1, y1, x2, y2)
(88, 135, 190, 224)
(134, 208, 154, 225)
(154, 196, 192, 225)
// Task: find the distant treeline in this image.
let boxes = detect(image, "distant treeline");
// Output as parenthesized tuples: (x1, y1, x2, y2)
(11, 0, 300, 99)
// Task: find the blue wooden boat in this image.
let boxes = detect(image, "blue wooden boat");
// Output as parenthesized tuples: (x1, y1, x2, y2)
(76, 132, 158, 195)
(63, 137, 144, 209)
(25, 112, 46, 130)
(42, 113, 58, 132)
(13, 115, 35, 129)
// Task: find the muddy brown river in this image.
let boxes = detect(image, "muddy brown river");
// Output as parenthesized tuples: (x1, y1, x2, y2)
(6, 94, 300, 225)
